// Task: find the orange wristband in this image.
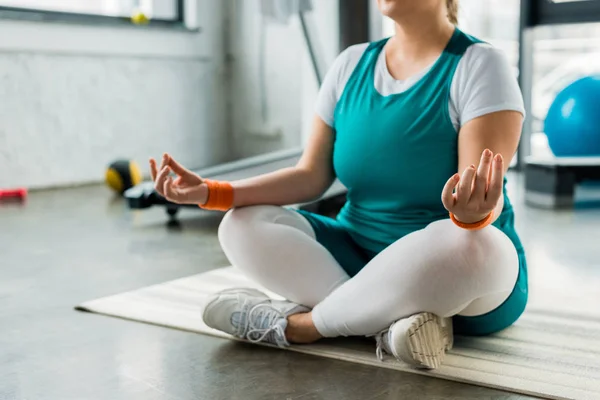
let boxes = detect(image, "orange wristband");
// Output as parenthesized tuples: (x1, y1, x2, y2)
(450, 211, 494, 230)
(199, 179, 234, 211)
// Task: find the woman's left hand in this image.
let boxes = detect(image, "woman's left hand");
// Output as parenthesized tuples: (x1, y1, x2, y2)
(441, 149, 504, 224)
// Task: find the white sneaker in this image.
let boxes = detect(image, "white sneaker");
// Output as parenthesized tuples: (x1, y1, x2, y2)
(202, 288, 309, 348)
(375, 312, 453, 369)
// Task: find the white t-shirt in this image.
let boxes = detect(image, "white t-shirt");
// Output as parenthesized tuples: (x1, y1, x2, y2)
(316, 41, 525, 131)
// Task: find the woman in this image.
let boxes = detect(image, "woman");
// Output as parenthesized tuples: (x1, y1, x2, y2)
(150, 0, 528, 369)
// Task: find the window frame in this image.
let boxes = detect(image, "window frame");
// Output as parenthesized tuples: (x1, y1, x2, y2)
(527, 0, 600, 27)
(516, 0, 600, 170)
(0, 0, 191, 30)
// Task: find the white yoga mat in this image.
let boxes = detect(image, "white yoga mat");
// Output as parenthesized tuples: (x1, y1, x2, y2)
(76, 267, 600, 400)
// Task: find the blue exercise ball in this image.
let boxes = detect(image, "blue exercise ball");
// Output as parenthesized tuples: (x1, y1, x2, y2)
(544, 76, 600, 157)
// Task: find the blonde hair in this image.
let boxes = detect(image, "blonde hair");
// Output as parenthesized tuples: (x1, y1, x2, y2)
(447, 0, 459, 25)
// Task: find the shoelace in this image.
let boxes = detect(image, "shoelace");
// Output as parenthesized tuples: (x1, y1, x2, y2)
(375, 330, 389, 361)
(245, 303, 287, 346)
(375, 329, 392, 361)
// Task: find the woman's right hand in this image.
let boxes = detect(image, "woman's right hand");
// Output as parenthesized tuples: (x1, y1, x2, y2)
(149, 154, 208, 205)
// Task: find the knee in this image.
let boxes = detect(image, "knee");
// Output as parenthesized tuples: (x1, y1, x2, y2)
(218, 205, 274, 246)
(427, 219, 519, 284)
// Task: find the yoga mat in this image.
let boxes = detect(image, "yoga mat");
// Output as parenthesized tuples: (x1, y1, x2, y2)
(76, 267, 600, 400)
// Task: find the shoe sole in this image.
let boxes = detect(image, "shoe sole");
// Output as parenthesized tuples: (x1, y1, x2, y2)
(391, 312, 453, 370)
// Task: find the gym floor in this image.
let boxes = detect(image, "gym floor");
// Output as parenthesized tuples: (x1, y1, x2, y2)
(3, 173, 599, 400)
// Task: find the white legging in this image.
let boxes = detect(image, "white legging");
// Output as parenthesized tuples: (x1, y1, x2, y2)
(218, 205, 519, 337)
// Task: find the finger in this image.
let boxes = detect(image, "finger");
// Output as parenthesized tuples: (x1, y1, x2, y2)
(159, 153, 169, 173)
(485, 154, 504, 206)
(473, 149, 493, 201)
(457, 165, 476, 204)
(441, 173, 460, 211)
(167, 156, 194, 178)
(163, 176, 178, 202)
(154, 166, 171, 195)
(173, 176, 184, 186)
(149, 158, 158, 181)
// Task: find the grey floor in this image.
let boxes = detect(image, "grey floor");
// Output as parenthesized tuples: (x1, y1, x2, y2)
(2, 173, 599, 400)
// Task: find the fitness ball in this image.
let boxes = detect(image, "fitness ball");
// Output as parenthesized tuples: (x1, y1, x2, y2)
(105, 160, 142, 194)
(544, 76, 600, 157)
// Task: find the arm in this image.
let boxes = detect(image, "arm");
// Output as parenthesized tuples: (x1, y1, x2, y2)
(231, 115, 336, 207)
(150, 115, 336, 208)
(454, 110, 523, 223)
(232, 45, 359, 207)
(152, 46, 355, 209)
(441, 44, 525, 225)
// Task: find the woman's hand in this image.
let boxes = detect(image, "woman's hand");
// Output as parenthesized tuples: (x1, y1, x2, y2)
(441, 149, 504, 224)
(149, 154, 208, 205)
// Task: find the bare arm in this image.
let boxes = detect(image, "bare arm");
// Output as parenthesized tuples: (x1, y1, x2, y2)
(149, 116, 336, 208)
(458, 110, 522, 222)
(442, 110, 523, 224)
(230, 115, 336, 207)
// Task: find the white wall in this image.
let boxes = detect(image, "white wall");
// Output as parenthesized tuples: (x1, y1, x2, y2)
(0, 1, 228, 189)
(0, 0, 342, 189)
(229, 0, 340, 158)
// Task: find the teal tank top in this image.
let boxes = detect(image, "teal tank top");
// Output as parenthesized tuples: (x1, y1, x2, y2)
(333, 28, 522, 255)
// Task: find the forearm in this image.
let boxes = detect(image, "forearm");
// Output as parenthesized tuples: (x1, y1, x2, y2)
(230, 167, 334, 208)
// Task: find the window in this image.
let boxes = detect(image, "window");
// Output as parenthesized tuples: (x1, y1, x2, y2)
(528, 22, 600, 157)
(458, 0, 520, 72)
(0, 0, 184, 25)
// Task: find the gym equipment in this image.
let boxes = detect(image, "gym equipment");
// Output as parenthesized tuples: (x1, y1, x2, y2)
(260, 0, 324, 85)
(130, 11, 149, 25)
(130, 0, 149, 25)
(525, 77, 600, 208)
(0, 188, 27, 202)
(544, 76, 600, 157)
(106, 160, 143, 195)
(525, 156, 600, 208)
(517, 0, 600, 170)
(78, 266, 600, 400)
(125, 0, 334, 219)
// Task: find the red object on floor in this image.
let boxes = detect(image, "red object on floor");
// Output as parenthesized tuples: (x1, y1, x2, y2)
(0, 187, 27, 201)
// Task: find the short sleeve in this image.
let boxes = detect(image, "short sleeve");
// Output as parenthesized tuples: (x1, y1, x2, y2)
(315, 44, 369, 127)
(452, 44, 525, 128)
